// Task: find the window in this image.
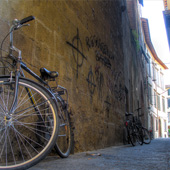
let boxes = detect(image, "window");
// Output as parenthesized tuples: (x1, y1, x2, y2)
(168, 112, 170, 123)
(148, 85, 153, 105)
(167, 98, 170, 108)
(147, 57, 151, 77)
(156, 119, 158, 131)
(164, 121, 167, 132)
(168, 89, 170, 96)
(155, 68, 160, 86)
(154, 91, 157, 108)
(157, 94, 160, 110)
(160, 73, 164, 89)
(152, 65, 156, 81)
(162, 97, 165, 112)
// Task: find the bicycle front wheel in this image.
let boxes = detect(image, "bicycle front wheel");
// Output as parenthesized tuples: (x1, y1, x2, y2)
(54, 95, 72, 158)
(0, 77, 59, 170)
(142, 128, 151, 144)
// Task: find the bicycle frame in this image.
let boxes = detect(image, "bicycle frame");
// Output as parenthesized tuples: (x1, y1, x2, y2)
(6, 16, 69, 122)
(7, 18, 54, 114)
(0, 16, 73, 169)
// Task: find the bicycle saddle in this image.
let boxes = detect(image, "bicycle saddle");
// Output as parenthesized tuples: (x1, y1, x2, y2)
(40, 67, 59, 81)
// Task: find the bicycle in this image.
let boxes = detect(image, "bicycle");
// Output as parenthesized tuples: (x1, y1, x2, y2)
(135, 118, 151, 144)
(149, 129, 154, 140)
(124, 112, 143, 146)
(132, 107, 151, 145)
(51, 85, 72, 158)
(39, 69, 73, 158)
(0, 16, 72, 169)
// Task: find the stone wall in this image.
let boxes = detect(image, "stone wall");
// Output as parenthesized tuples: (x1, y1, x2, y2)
(122, 0, 147, 125)
(0, 0, 147, 153)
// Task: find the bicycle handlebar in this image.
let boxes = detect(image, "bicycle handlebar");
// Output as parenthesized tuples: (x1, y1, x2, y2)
(9, 16, 35, 55)
(20, 16, 35, 25)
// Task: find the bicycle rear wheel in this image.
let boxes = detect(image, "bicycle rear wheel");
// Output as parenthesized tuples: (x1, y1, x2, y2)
(142, 128, 151, 144)
(54, 95, 72, 158)
(0, 77, 59, 170)
(135, 127, 143, 145)
(128, 124, 136, 146)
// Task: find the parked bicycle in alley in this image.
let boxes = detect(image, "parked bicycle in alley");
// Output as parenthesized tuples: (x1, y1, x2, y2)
(0, 16, 73, 170)
(124, 110, 151, 146)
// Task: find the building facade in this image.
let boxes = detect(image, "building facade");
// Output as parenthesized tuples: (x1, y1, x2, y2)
(163, 0, 170, 48)
(141, 18, 168, 138)
(124, 0, 148, 127)
(166, 85, 170, 137)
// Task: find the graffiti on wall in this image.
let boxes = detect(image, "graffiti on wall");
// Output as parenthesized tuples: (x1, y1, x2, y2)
(67, 28, 87, 78)
(107, 70, 124, 102)
(95, 65, 104, 100)
(67, 28, 124, 104)
(104, 95, 111, 120)
(86, 66, 96, 97)
(86, 35, 114, 69)
(114, 71, 124, 102)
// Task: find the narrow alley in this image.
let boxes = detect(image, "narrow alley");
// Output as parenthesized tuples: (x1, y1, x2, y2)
(29, 138, 170, 170)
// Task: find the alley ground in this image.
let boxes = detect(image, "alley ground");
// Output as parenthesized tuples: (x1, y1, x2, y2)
(29, 138, 170, 170)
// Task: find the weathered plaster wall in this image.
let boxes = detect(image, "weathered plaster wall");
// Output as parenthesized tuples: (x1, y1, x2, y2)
(0, 0, 147, 153)
(123, 0, 147, 125)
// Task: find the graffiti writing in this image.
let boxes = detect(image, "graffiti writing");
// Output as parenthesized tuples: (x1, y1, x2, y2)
(95, 65, 104, 99)
(104, 95, 111, 118)
(96, 50, 111, 69)
(86, 35, 114, 59)
(114, 71, 122, 100)
(86, 35, 114, 69)
(86, 66, 96, 96)
(107, 70, 124, 102)
(67, 28, 87, 78)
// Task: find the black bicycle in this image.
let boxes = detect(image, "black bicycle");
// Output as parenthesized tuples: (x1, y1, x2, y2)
(124, 112, 143, 146)
(134, 117, 151, 144)
(0, 16, 72, 170)
(52, 85, 72, 158)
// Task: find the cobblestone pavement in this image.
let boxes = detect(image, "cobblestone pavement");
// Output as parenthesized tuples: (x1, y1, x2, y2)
(29, 138, 170, 170)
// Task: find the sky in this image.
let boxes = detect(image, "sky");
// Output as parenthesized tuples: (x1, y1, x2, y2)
(142, 0, 170, 85)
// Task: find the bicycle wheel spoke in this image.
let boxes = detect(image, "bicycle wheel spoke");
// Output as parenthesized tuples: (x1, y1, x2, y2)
(13, 126, 27, 162)
(16, 121, 51, 141)
(14, 126, 44, 151)
(6, 90, 10, 113)
(17, 85, 27, 108)
(7, 128, 16, 165)
(20, 120, 52, 126)
(0, 78, 58, 169)
(0, 89, 7, 113)
(13, 126, 37, 159)
(0, 128, 8, 164)
(16, 94, 39, 114)
(0, 94, 7, 115)
(15, 87, 38, 111)
(14, 105, 52, 121)
(14, 98, 51, 121)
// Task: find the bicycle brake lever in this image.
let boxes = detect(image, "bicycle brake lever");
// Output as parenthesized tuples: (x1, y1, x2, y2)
(14, 24, 30, 30)
(23, 24, 30, 27)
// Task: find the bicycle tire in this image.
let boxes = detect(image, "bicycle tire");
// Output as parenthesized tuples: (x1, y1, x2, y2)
(54, 95, 72, 158)
(0, 77, 59, 170)
(142, 128, 151, 144)
(123, 126, 129, 145)
(135, 126, 143, 145)
(128, 124, 136, 146)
